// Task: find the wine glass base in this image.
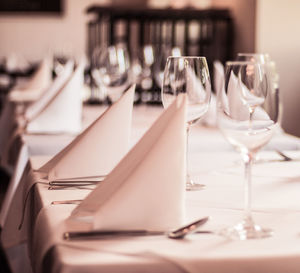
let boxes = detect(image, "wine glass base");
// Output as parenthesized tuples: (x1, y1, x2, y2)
(186, 178, 205, 191)
(220, 220, 273, 240)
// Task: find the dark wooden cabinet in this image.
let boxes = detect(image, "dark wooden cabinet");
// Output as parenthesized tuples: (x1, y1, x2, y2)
(86, 5, 234, 104)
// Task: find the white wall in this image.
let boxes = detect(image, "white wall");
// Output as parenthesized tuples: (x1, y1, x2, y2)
(0, 0, 255, 62)
(256, 0, 300, 136)
(0, 0, 109, 62)
(212, 0, 255, 55)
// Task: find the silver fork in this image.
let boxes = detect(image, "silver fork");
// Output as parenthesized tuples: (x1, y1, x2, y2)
(48, 175, 106, 190)
(275, 149, 293, 161)
(51, 199, 82, 205)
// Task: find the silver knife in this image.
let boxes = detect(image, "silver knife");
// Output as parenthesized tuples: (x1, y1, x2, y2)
(63, 216, 210, 240)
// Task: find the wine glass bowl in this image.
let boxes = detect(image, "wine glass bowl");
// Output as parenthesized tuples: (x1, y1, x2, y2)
(154, 46, 182, 89)
(162, 56, 211, 191)
(217, 60, 279, 240)
(93, 44, 131, 103)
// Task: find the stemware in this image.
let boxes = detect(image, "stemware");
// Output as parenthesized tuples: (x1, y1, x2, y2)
(216, 61, 279, 240)
(93, 44, 131, 103)
(237, 53, 281, 128)
(89, 46, 107, 103)
(131, 45, 156, 103)
(162, 56, 211, 191)
(154, 46, 181, 89)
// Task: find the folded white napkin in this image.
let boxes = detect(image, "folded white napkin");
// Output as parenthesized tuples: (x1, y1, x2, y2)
(5, 53, 30, 73)
(199, 61, 225, 127)
(201, 93, 216, 127)
(26, 62, 82, 134)
(39, 85, 135, 180)
(227, 70, 271, 121)
(227, 70, 250, 120)
(182, 66, 213, 127)
(69, 94, 187, 231)
(213, 60, 225, 94)
(198, 60, 226, 127)
(9, 59, 52, 102)
(24, 60, 74, 121)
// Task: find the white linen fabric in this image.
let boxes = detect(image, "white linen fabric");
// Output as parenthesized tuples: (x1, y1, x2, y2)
(24, 60, 74, 122)
(38, 85, 135, 180)
(8, 59, 52, 102)
(185, 66, 211, 125)
(26, 62, 83, 134)
(69, 94, 187, 231)
(0, 144, 29, 229)
(227, 70, 250, 120)
(224, 70, 272, 123)
(201, 93, 216, 127)
(4, 105, 300, 273)
(213, 60, 225, 95)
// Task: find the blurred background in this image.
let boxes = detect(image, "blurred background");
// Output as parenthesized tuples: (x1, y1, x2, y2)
(0, 0, 300, 137)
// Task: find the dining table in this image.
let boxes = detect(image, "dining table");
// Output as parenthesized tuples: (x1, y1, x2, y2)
(3, 102, 300, 273)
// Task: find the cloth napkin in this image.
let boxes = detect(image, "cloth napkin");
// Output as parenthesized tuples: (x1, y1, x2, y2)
(8, 59, 52, 102)
(24, 60, 74, 122)
(200, 60, 225, 127)
(25, 62, 83, 134)
(69, 94, 187, 231)
(227, 70, 250, 120)
(213, 61, 225, 94)
(39, 85, 136, 180)
(227, 70, 271, 121)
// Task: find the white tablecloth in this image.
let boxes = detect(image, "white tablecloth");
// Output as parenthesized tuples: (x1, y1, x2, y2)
(3, 105, 300, 273)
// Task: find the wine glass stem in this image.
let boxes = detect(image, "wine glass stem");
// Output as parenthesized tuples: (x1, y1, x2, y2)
(186, 125, 191, 182)
(244, 152, 254, 223)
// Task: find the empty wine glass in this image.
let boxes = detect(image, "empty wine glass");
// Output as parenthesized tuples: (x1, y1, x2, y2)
(217, 61, 279, 240)
(90, 46, 107, 103)
(236, 53, 270, 64)
(93, 44, 131, 103)
(131, 45, 156, 103)
(162, 56, 211, 191)
(237, 53, 282, 131)
(154, 46, 181, 89)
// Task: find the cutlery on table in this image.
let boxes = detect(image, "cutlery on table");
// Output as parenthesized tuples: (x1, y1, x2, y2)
(275, 149, 294, 161)
(51, 200, 82, 205)
(63, 216, 210, 240)
(48, 175, 106, 189)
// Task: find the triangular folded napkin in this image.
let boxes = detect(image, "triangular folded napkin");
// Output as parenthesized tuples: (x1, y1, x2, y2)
(213, 60, 225, 95)
(9, 59, 52, 102)
(26, 62, 83, 134)
(227, 70, 270, 121)
(69, 94, 187, 231)
(39, 85, 136, 180)
(24, 60, 74, 122)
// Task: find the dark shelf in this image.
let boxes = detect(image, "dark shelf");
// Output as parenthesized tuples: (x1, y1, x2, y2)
(87, 5, 232, 20)
(85, 5, 234, 104)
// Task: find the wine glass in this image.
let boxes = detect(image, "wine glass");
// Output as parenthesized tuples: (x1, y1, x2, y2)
(93, 44, 131, 103)
(237, 53, 281, 127)
(131, 45, 156, 103)
(162, 56, 211, 191)
(236, 53, 270, 64)
(237, 53, 283, 163)
(89, 46, 107, 103)
(216, 61, 279, 240)
(154, 46, 181, 89)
